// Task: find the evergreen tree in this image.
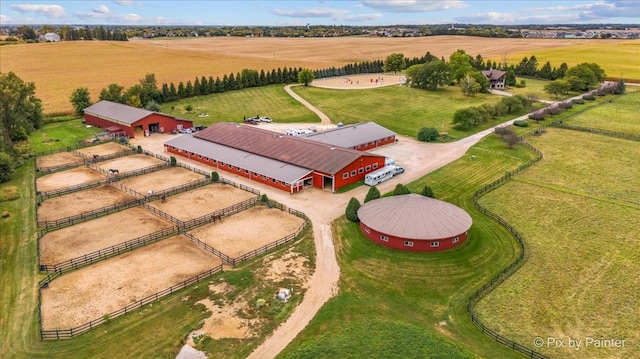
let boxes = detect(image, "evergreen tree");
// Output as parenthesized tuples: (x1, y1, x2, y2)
(393, 184, 411, 196)
(185, 80, 194, 97)
(421, 185, 435, 198)
(345, 197, 361, 222)
(169, 83, 177, 101)
(193, 77, 201, 96)
(364, 186, 381, 203)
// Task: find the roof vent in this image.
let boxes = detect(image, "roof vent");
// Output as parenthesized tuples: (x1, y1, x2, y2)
(330, 146, 336, 150)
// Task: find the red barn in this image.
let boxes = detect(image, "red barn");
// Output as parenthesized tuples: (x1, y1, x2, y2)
(164, 123, 386, 193)
(304, 122, 396, 151)
(358, 194, 472, 252)
(83, 101, 193, 138)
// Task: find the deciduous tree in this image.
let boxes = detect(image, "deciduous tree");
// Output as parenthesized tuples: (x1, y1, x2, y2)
(0, 71, 43, 144)
(70, 87, 92, 116)
(384, 53, 406, 73)
(298, 69, 315, 86)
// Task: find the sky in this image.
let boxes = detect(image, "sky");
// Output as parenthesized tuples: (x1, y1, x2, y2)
(1, 0, 639, 26)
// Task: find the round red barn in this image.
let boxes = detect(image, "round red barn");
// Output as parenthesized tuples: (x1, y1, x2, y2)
(357, 194, 472, 252)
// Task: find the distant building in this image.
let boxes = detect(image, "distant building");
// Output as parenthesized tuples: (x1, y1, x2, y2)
(481, 69, 507, 89)
(39, 32, 61, 42)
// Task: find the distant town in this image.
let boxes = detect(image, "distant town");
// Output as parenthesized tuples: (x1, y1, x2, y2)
(1, 23, 639, 43)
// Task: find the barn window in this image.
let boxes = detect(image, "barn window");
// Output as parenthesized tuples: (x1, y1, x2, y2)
(281, 181, 286, 186)
(358, 168, 364, 174)
(272, 178, 277, 183)
(373, 163, 378, 169)
(245, 169, 249, 174)
(263, 175, 268, 180)
(366, 165, 371, 171)
(350, 170, 356, 177)
(380, 235, 389, 242)
(219, 161, 224, 166)
(198, 155, 202, 159)
(452, 237, 459, 243)
(430, 242, 440, 247)
(254, 172, 259, 176)
(343, 173, 349, 179)
(364, 226, 370, 233)
(403, 241, 413, 247)
(213, 159, 217, 164)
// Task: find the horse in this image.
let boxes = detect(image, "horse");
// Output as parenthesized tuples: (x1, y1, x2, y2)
(108, 168, 119, 175)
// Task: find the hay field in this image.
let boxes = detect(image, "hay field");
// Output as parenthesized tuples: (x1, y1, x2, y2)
(1, 36, 626, 114)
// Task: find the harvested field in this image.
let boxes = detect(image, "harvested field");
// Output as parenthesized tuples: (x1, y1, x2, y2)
(39, 207, 175, 265)
(2, 36, 629, 114)
(40, 235, 222, 330)
(94, 153, 167, 174)
(36, 166, 105, 193)
(36, 152, 84, 170)
(75, 142, 132, 158)
(37, 185, 137, 223)
(148, 183, 257, 221)
(188, 206, 305, 258)
(116, 167, 205, 194)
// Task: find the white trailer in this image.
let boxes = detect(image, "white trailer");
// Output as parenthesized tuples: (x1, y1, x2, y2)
(365, 165, 396, 186)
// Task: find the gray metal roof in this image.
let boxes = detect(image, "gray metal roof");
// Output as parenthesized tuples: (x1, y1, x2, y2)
(304, 122, 396, 148)
(358, 194, 472, 240)
(165, 134, 313, 183)
(83, 100, 155, 125)
(481, 69, 507, 81)
(195, 123, 384, 175)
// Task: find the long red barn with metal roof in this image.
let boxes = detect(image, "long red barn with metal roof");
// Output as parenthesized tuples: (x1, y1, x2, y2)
(164, 123, 386, 193)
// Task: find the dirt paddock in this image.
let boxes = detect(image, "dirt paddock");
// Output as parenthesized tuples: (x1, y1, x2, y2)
(148, 183, 257, 221)
(75, 142, 132, 158)
(37, 185, 137, 223)
(36, 152, 84, 170)
(95, 153, 167, 174)
(40, 235, 222, 330)
(188, 206, 306, 258)
(36, 166, 105, 193)
(311, 74, 405, 89)
(39, 207, 175, 265)
(116, 167, 205, 195)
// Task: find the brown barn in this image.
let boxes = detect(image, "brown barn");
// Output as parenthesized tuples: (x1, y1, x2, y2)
(164, 123, 386, 193)
(83, 101, 193, 138)
(358, 194, 472, 252)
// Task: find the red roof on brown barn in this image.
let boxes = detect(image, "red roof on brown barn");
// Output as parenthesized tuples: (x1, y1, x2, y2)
(195, 123, 383, 175)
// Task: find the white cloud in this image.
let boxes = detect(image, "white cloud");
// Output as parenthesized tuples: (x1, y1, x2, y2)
(455, 12, 580, 25)
(272, 6, 383, 23)
(525, 1, 640, 21)
(113, 0, 134, 5)
(0, 14, 11, 25)
(10, 4, 67, 18)
(94, 5, 111, 15)
(361, 0, 469, 12)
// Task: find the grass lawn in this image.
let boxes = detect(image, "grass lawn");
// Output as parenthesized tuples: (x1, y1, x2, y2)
(519, 129, 640, 204)
(475, 130, 640, 358)
(1, 122, 316, 359)
(291, 84, 538, 140)
(26, 119, 103, 154)
(560, 89, 640, 135)
(505, 77, 581, 102)
(278, 135, 538, 358)
(159, 85, 319, 125)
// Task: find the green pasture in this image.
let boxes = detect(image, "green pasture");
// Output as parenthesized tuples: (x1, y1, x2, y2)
(27, 119, 102, 153)
(1, 123, 316, 359)
(505, 77, 580, 101)
(561, 89, 640, 135)
(292, 85, 538, 140)
(475, 178, 640, 358)
(279, 135, 538, 358)
(159, 85, 319, 125)
(520, 128, 640, 204)
(496, 40, 640, 81)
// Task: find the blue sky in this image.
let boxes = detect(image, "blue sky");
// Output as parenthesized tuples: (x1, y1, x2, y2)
(1, 1, 639, 26)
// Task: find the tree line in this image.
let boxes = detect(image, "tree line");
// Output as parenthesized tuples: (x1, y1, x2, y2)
(6, 25, 127, 42)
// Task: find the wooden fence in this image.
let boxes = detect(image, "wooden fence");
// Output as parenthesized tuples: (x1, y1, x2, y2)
(37, 179, 106, 202)
(39, 226, 178, 273)
(550, 122, 640, 142)
(182, 232, 235, 264)
(39, 264, 224, 339)
(36, 160, 85, 177)
(37, 198, 142, 231)
(466, 134, 550, 359)
(180, 196, 260, 231)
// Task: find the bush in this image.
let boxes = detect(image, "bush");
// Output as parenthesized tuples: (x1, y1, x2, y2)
(261, 194, 269, 203)
(136, 145, 143, 153)
(169, 156, 177, 167)
(583, 94, 596, 101)
(211, 171, 219, 182)
(184, 104, 193, 112)
(421, 185, 435, 198)
(513, 120, 529, 127)
(0, 186, 20, 202)
(558, 101, 573, 110)
(345, 197, 361, 222)
(393, 184, 411, 196)
(417, 127, 439, 142)
(364, 186, 381, 203)
(0, 152, 14, 183)
(572, 98, 585, 104)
